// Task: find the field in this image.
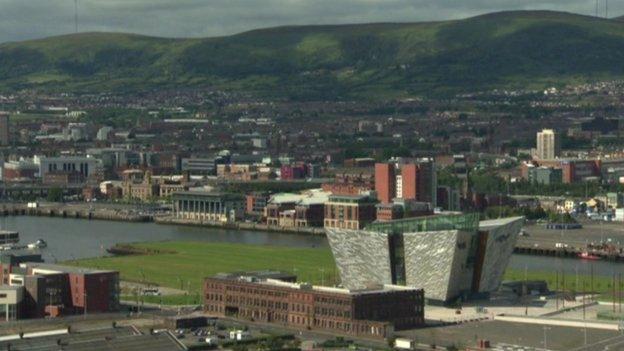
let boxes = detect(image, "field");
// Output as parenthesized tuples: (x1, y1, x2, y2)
(71, 241, 338, 296)
(71, 241, 622, 305)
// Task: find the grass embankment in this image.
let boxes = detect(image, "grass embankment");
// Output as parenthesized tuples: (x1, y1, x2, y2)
(71, 241, 622, 305)
(71, 241, 337, 304)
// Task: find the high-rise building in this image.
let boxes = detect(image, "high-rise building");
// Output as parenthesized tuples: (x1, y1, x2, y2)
(374, 163, 396, 204)
(0, 113, 9, 146)
(375, 159, 437, 206)
(536, 129, 560, 160)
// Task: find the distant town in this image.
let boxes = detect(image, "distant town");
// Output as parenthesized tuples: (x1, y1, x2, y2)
(0, 80, 623, 350)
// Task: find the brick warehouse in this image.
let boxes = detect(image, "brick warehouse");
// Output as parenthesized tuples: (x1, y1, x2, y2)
(0, 253, 119, 320)
(204, 272, 424, 339)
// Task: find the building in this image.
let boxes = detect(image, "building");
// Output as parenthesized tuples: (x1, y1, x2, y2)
(122, 170, 160, 201)
(535, 129, 560, 160)
(204, 272, 424, 339)
(0, 285, 22, 321)
(37, 156, 103, 182)
(326, 214, 524, 303)
(2, 160, 38, 182)
(0, 113, 9, 146)
(321, 170, 374, 196)
(375, 159, 437, 206)
(324, 194, 377, 230)
(245, 192, 271, 216)
(172, 191, 245, 223)
(96, 126, 113, 141)
(266, 190, 330, 227)
(527, 166, 562, 185)
(374, 163, 395, 204)
(280, 164, 307, 180)
(0, 253, 119, 319)
(181, 156, 227, 175)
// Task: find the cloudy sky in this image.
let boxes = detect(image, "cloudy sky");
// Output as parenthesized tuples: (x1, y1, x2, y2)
(0, 0, 619, 44)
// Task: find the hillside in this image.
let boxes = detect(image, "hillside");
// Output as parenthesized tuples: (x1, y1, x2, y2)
(2, 10, 624, 99)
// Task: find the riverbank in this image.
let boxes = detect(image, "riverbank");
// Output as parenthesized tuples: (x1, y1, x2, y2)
(0, 202, 327, 236)
(154, 216, 325, 235)
(0, 203, 152, 222)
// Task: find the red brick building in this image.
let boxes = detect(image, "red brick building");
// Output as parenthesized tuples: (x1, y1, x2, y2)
(204, 272, 424, 339)
(374, 163, 395, 204)
(0, 254, 120, 319)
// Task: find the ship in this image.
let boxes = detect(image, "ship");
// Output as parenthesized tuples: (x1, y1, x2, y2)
(578, 251, 601, 260)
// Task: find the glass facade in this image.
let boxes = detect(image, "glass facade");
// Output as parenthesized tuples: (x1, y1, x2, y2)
(365, 213, 479, 235)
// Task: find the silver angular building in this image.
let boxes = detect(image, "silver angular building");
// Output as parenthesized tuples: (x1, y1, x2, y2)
(326, 214, 524, 303)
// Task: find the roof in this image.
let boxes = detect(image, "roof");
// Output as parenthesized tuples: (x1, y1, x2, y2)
(172, 191, 243, 200)
(268, 189, 331, 206)
(0, 327, 185, 351)
(212, 273, 419, 296)
(366, 213, 480, 234)
(23, 263, 116, 275)
(479, 216, 525, 230)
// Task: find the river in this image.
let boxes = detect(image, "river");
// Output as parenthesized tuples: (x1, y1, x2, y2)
(2, 216, 623, 277)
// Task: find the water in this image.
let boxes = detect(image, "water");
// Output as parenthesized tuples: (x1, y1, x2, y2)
(0, 216, 327, 262)
(2, 216, 623, 277)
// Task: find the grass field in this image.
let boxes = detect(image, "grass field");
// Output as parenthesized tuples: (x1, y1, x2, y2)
(71, 241, 338, 295)
(71, 241, 622, 304)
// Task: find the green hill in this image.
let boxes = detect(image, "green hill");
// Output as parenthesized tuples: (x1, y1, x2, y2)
(2, 10, 624, 99)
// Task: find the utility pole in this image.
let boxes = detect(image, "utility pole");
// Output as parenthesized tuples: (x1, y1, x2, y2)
(84, 292, 87, 319)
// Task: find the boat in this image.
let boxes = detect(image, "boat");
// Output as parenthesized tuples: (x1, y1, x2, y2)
(27, 239, 47, 249)
(578, 252, 601, 260)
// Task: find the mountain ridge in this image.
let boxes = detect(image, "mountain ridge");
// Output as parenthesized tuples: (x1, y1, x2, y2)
(1, 10, 623, 99)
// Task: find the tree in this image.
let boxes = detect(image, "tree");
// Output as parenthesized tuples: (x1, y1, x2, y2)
(47, 187, 63, 202)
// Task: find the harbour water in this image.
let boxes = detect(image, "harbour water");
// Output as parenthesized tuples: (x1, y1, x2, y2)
(2, 216, 623, 277)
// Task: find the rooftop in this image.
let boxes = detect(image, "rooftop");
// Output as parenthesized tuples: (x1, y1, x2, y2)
(365, 213, 480, 234)
(22, 263, 116, 275)
(211, 272, 418, 296)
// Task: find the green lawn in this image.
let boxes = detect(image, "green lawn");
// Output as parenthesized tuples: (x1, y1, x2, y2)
(71, 241, 338, 295)
(71, 241, 620, 303)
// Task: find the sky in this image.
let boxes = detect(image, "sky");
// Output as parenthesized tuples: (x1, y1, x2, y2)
(0, 0, 620, 44)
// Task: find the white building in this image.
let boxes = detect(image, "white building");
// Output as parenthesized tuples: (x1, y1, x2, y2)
(0, 285, 23, 321)
(36, 156, 103, 180)
(536, 129, 560, 160)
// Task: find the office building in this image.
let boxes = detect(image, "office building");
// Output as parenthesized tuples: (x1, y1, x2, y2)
(536, 129, 560, 160)
(374, 163, 395, 204)
(326, 214, 524, 303)
(527, 166, 562, 185)
(204, 272, 424, 339)
(375, 159, 437, 206)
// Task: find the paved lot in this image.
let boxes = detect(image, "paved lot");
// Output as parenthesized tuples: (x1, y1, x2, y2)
(398, 321, 621, 350)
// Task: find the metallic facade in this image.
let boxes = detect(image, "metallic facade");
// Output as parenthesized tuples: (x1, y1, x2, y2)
(326, 216, 524, 303)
